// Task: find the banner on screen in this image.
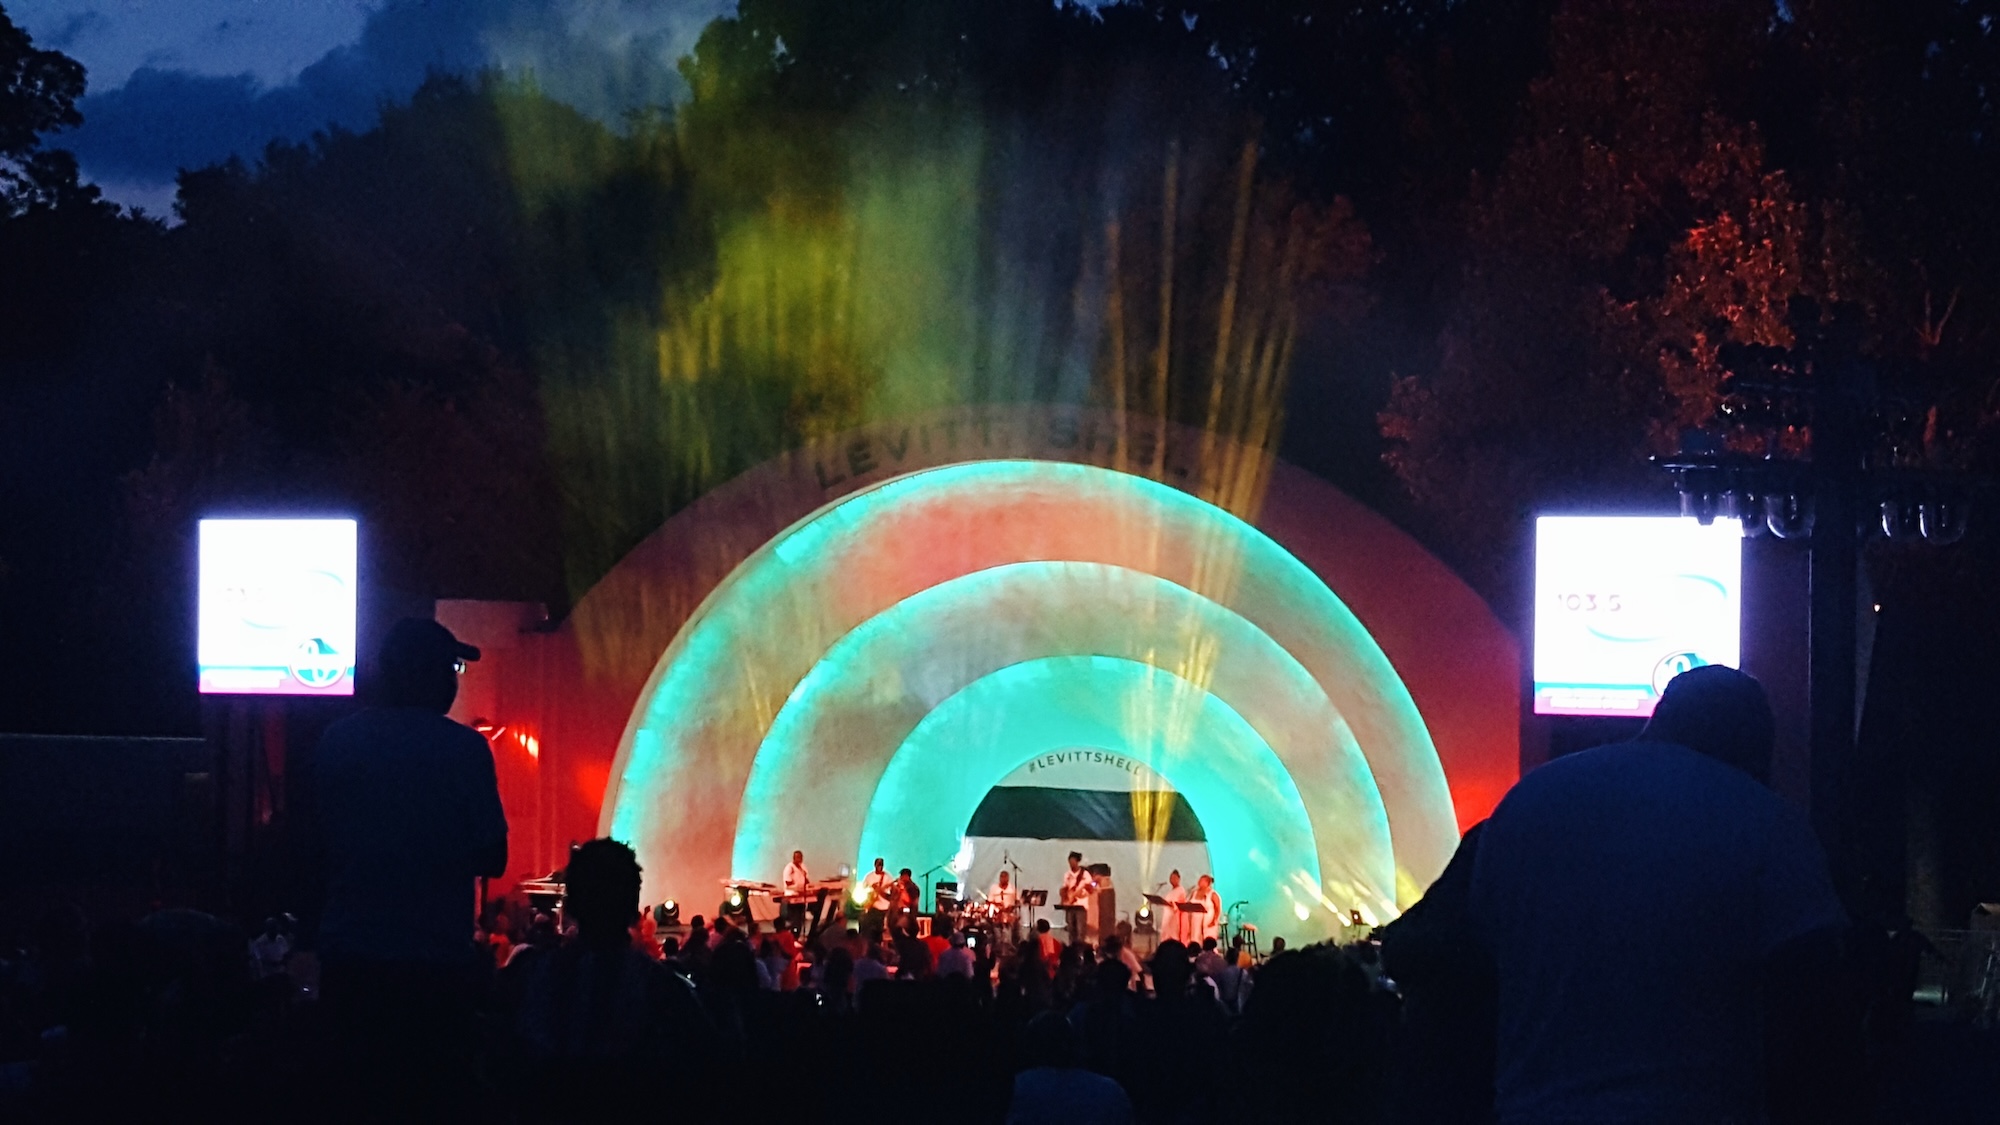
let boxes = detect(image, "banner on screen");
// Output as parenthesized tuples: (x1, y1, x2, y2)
(1533, 516, 1741, 718)
(198, 519, 357, 695)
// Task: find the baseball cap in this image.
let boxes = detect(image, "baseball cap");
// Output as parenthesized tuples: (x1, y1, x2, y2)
(378, 617, 481, 672)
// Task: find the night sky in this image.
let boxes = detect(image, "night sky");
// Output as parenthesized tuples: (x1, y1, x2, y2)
(10, 0, 730, 212)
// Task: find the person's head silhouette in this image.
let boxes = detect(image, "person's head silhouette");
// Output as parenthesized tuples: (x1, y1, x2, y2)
(373, 617, 479, 711)
(564, 838, 643, 947)
(1642, 665, 1776, 784)
(1151, 940, 1191, 996)
(1021, 1010, 1081, 1068)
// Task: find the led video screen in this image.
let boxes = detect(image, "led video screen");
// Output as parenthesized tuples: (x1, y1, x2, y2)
(1533, 516, 1742, 718)
(198, 518, 357, 695)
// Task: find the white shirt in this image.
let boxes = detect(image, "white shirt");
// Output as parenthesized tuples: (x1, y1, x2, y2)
(862, 869, 892, 909)
(1162, 884, 1189, 940)
(1470, 741, 1846, 1124)
(1192, 889, 1221, 940)
(988, 882, 1020, 910)
(1062, 866, 1096, 906)
(783, 861, 809, 894)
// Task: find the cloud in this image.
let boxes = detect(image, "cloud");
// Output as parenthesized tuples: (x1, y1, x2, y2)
(60, 0, 731, 198)
(10, 1, 374, 89)
(39, 8, 110, 52)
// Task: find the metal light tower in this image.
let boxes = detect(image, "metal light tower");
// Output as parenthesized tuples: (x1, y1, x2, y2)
(1658, 304, 1971, 876)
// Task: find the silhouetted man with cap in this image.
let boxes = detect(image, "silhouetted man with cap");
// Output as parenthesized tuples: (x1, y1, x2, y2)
(1468, 665, 1855, 1124)
(312, 616, 506, 1100)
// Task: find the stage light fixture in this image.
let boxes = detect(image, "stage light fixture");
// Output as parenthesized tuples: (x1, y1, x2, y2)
(1763, 492, 1814, 539)
(1715, 490, 1755, 524)
(1679, 490, 1720, 525)
(1879, 500, 1921, 541)
(1920, 499, 1968, 545)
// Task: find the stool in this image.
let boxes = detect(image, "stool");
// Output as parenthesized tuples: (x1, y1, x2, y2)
(1239, 922, 1260, 960)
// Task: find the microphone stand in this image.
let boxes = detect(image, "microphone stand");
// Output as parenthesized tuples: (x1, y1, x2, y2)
(921, 861, 952, 915)
(1225, 900, 1250, 947)
(1004, 850, 1029, 929)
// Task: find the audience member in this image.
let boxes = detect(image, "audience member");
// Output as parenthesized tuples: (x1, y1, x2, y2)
(681, 916, 712, 976)
(1102, 935, 1143, 991)
(1034, 919, 1061, 971)
(498, 840, 725, 1116)
(248, 917, 290, 982)
(894, 923, 935, 980)
(1195, 937, 1227, 980)
(852, 938, 889, 989)
(309, 618, 506, 1115)
(1379, 821, 1495, 1124)
(1005, 1011, 1134, 1125)
(1468, 666, 1857, 1123)
(936, 932, 976, 979)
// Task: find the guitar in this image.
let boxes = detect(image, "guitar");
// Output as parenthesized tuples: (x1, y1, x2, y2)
(1059, 871, 1097, 908)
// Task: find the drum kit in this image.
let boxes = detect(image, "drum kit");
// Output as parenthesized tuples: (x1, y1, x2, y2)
(958, 901, 1003, 928)
(943, 891, 1043, 944)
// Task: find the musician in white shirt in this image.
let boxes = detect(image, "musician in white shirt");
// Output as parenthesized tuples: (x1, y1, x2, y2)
(987, 869, 1023, 945)
(1191, 873, 1222, 945)
(859, 857, 893, 937)
(1060, 852, 1098, 944)
(1160, 869, 1191, 945)
(781, 850, 810, 931)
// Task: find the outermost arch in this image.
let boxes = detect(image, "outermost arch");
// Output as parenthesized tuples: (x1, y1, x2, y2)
(478, 405, 1515, 901)
(605, 459, 1450, 910)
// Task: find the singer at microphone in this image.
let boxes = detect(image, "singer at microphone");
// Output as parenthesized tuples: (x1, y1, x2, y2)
(1160, 869, 1190, 944)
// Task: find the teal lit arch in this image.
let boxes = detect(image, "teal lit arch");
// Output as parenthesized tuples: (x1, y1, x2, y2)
(855, 655, 1341, 941)
(600, 460, 1457, 917)
(728, 560, 1397, 924)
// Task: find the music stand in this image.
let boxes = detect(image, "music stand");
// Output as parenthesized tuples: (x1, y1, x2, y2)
(1169, 900, 1206, 943)
(1022, 888, 1048, 932)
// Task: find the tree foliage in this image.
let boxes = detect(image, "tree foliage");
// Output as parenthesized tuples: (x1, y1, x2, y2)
(1373, 0, 2000, 587)
(7, 0, 2000, 738)
(0, 5, 97, 212)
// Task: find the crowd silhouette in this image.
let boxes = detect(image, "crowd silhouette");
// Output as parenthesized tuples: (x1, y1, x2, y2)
(0, 659, 1981, 1123)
